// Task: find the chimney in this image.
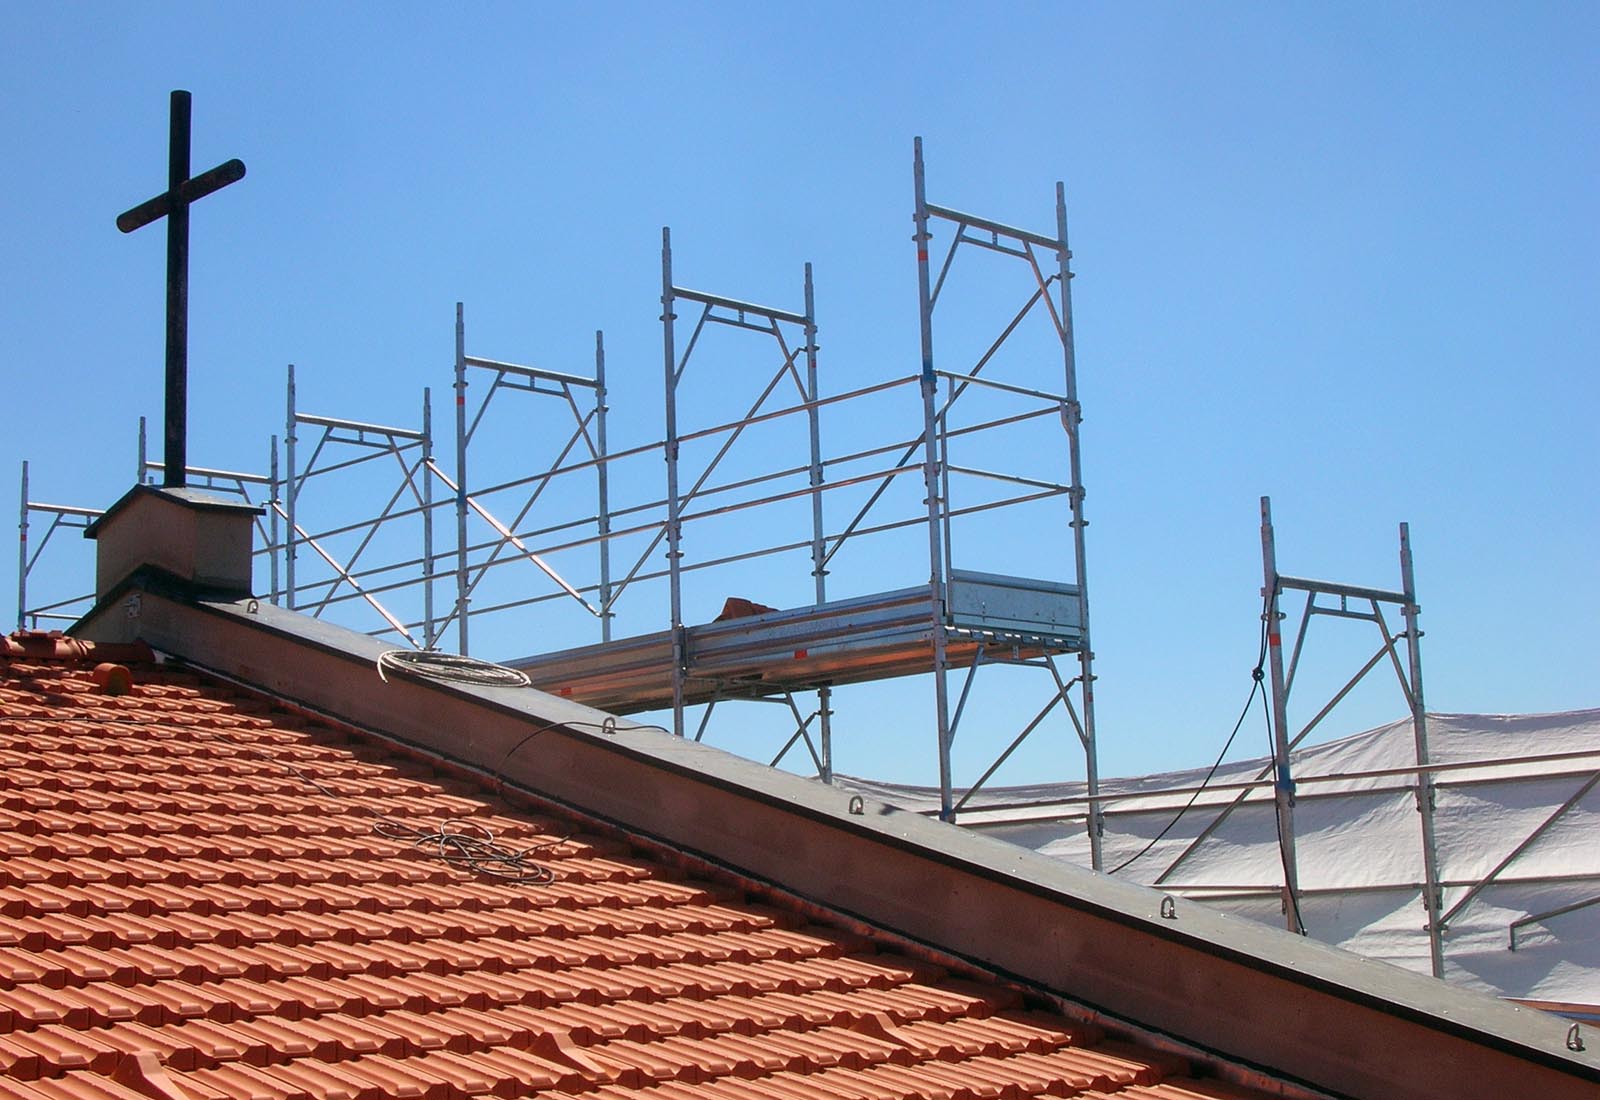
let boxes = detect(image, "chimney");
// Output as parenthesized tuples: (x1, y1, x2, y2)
(84, 484, 262, 600)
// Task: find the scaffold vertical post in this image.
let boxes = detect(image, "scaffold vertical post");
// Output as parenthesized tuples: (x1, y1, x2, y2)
(16, 461, 28, 631)
(1057, 180, 1103, 870)
(284, 364, 298, 610)
(802, 263, 834, 781)
(804, 263, 826, 610)
(914, 137, 956, 820)
(1402, 522, 1447, 976)
(1261, 496, 1305, 932)
(422, 388, 435, 650)
(662, 228, 687, 737)
(454, 303, 470, 656)
(596, 330, 613, 644)
(137, 417, 148, 483)
(268, 435, 280, 605)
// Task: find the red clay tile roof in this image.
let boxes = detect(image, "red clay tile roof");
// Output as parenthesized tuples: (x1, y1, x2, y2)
(0, 639, 1277, 1100)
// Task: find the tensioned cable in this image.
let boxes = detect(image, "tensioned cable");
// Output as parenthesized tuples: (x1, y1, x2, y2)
(1108, 592, 1272, 876)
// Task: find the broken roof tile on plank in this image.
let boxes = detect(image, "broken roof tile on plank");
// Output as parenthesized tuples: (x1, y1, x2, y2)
(0, 642, 1279, 1100)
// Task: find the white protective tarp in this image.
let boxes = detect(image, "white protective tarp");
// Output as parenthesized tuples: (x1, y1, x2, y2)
(835, 709, 1600, 1007)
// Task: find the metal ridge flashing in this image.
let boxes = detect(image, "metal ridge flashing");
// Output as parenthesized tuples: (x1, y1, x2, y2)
(71, 569, 1600, 1099)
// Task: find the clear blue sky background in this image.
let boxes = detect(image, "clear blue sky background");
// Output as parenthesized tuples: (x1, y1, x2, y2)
(4, 4, 1596, 786)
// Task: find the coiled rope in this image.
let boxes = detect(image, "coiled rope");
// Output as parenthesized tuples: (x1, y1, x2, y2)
(376, 649, 532, 689)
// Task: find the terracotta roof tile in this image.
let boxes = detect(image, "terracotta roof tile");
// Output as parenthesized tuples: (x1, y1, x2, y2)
(0, 645, 1282, 1100)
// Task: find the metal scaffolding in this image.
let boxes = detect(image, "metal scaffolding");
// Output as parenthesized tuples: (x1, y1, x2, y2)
(912, 136, 1099, 856)
(15, 462, 100, 630)
(13, 140, 1102, 851)
(1149, 496, 1445, 969)
(655, 236, 833, 774)
(443, 306, 612, 657)
(506, 139, 1099, 852)
(282, 365, 437, 648)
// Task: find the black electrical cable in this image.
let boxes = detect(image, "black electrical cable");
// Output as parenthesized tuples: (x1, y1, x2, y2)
(372, 817, 563, 884)
(1108, 593, 1272, 876)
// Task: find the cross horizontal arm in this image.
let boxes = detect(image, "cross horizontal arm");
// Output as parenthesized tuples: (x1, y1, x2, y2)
(116, 158, 246, 233)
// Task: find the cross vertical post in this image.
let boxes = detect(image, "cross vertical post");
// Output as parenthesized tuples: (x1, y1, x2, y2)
(117, 90, 246, 488)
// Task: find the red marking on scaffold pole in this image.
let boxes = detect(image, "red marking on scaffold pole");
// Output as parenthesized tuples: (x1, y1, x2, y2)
(794, 649, 808, 660)
(917, 250, 928, 262)
(1268, 633, 1282, 647)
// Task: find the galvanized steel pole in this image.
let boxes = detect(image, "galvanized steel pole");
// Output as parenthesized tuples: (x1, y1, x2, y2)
(284, 365, 297, 610)
(596, 331, 613, 645)
(914, 138, 956, 820)
(662, 229, 687, 737)
(454, 304, 470, 655)
(802, 262, 833, 782)
(1057, 181, 1103, 871)
(268, 435, 280, 605)
(1261, 496, 1305, 932)
(16, 461, 28, 631)
(421, 389, 435, 650)
(1401, 522, 1447, 976)
(804, 263, 826, 610)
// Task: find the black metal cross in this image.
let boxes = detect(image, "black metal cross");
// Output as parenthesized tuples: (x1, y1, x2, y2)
(117, 90, 246, 488)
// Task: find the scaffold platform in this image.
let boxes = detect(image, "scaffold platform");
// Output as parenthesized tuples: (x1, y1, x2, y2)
(508, 569, 1083, 714)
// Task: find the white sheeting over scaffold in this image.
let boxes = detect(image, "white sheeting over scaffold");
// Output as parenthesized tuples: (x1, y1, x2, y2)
(836, 709, 1600, 1008)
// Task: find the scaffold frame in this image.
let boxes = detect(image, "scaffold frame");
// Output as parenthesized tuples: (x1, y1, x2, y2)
(282, 364, 437, 648)
(655, 235, 834, 774)
(442, 306, 612, 657)
(1150, 496, 1446, 971)
(911, 135, 1100, 859)
(15, 461, 101, 630)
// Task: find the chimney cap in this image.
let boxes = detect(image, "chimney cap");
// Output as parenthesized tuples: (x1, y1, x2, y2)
(85, 483, 262, 541)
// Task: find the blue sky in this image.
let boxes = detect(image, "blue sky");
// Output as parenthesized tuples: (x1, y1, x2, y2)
(4, 4, 1596, 786)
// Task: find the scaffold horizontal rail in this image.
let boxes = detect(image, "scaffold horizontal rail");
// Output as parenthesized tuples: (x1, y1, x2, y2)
(463, 354, 601, 389)
(672, 285, 810, 326)
(924, 201, 1062, 252)
(1278, 574, 1409, 605)
(296, 411, 428, 440)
